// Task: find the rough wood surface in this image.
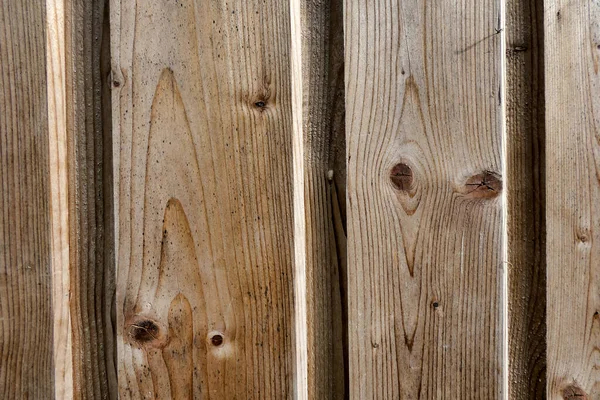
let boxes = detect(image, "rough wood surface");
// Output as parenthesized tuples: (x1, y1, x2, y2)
(345, 0, 505, 397)
(64, 0, 117, 398)
(505, 0, 546, 397)
(299, 0, 346, 398)
(0, 0, 55, 398)
(545, 0, 600, 398)
(111, 0, 296, 397)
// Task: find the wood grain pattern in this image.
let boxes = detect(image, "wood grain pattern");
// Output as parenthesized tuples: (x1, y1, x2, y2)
(64, 0, 117, 397)
(0, 0, 55, 398)
(505, 0, 546, 397)
(47, 0, 74, 397)
(299, 0, 346, 398)
(545, 0, 600, 398)
(345, 0, 505, 397)
(111, 0, 296, 397)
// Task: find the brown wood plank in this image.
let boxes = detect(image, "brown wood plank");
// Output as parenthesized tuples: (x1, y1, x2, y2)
(345, 0, 506, 397)
(0, 0, 55, 398)
(545, 0, 600, 397)
(64, 0, 117, 398)
(110, 0, 296, 397)
(298, 0, 346, 397)
(505, 0, 546, 397)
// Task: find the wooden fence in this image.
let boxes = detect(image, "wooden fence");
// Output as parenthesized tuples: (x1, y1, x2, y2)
(1, 0, 598, 398)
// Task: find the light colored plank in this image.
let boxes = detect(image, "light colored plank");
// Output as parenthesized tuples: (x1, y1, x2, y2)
(298, 0, 346, 398)
(47, 0, 73, 397)
(110, 0, 296, 397)
(345, 0, 506, 397)
(505, 0, 546, 397)
(545, 0, 600, 397)
(0, 0, 55, 397)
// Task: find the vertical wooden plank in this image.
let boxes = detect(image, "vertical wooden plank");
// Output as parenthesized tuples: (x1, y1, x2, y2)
(299, 0, 347, 397)
(0, 0, 55, 398)
(345, 0, 505, 398)
(47, 0, 74, 397)
(505, 0, 546, 397)
(546, 0, 600, 397)
(111, 0, 296, 397)
(64, 0, 117, 397)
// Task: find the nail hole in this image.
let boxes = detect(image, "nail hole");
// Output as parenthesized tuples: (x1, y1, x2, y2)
(210, 334, 224, 347)
(390, 163, 413, 191)
(113, 80, 121, 88)
(432, 301, 440, 309)
(254, 101, 266, 109)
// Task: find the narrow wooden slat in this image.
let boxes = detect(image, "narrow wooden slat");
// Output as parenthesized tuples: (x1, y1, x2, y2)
(110, 0, 296, 397)
(64, 0, 117, 397)
(505, 0, 546, 397)
(298, 0, 346, 397)
(545, 0, 600, 397)
(345, 0, 505, 397)
(47, 0, 74, 397)
(0, 0, 55, 397)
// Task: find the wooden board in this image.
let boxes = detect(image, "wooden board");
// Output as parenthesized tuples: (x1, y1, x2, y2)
(345, 0, 505, 397)
(63, 0, 118, 398)
(505, 0, 546, 397)
(0, 0, 55, 398)
(110, 0, 297, 397)
(298, 0, 346, 397)
(545, 0, 600, 397)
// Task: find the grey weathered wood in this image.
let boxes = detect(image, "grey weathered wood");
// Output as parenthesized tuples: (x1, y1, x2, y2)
(345, 0, 505, 397)
(545, 0, 600, 397)
(0, 0, 55, 397)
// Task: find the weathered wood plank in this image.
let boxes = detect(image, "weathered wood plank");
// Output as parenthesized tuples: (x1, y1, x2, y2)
(110, 0, 296, 397)
(545, 0, 600, 397)
(0, 0, 55, 397)
(64, 0, 117, 397)
(345, 0, 505, 397)
(505, 0, 546, 397)
(298, 0, 346, 397)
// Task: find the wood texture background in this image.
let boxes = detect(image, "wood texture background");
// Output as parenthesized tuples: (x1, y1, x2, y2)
(111, 0, 297, 397)
(345, 0, 505, 398)
(505, 0, 546, 397)
(546, 0, 600, 398)
(6, 0, 600, 398)
(0, 0, 55, 398)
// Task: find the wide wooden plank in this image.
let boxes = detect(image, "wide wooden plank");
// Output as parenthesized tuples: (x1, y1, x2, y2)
(345, 0, 505, 397)
(0, 0, 55, 397)
(110, 0, 296, 397)
(545, 0, 600, 397)
(505, 0, 546, 397)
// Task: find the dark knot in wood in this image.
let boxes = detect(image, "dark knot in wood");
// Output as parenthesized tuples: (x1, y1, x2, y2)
(463, 171, 502, 198)
(562, 384, 588, 400)
(390, 163, 413, 191)
(210, 333, 224, 347)
(130, 320, 160, 343)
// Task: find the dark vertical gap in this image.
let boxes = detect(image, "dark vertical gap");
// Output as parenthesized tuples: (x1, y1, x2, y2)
(505, 0, 546, 396)
(327, 0, 348, 396)
(99, 0, 117, 397)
